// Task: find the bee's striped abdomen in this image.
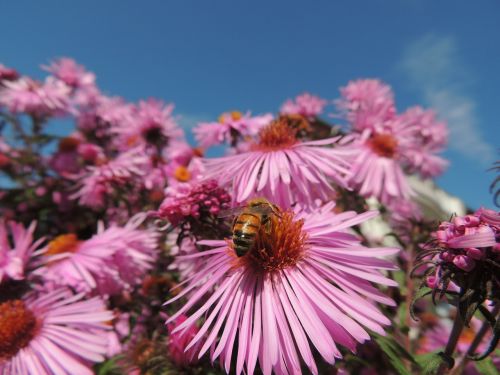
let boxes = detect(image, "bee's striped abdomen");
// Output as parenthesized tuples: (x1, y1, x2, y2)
(232, 213, 261, 257)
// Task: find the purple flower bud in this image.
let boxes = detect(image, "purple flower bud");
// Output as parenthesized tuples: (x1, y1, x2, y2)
(453, 255, 475, 272)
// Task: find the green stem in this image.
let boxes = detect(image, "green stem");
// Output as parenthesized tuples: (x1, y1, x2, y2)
(437, 311, 465, 374)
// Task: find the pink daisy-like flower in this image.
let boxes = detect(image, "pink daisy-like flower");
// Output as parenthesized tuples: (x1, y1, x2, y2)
(43, 58, 96, 88)
(193, 111, 273, 149)
(36, 214, 157, 295)
(166, 202, 398, 375)
(337, 79, 396, 132)
(0, 288, 112, 375)
(77, 95, 134, 138)
(280, 93, 327, 119)
(345, 130, 414, 203)
(113, 99, 183, 150)
(0, 220, 44, 283)
(393, 106, 448, 178)
(202, 118, 352, 207)
(72, 148, 148, 208)
(337, 79, 449, 203)
(0, 76, 71, 116)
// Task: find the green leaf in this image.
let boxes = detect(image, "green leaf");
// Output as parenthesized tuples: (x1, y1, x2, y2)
(373, 333, 416, 375)
(474, 357, 500, 375)
(415, 351, 447, 375)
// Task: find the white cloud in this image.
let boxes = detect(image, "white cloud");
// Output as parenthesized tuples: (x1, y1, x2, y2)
(400, 34, 495, 165)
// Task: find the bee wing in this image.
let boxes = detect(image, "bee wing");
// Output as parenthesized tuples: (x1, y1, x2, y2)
(246, 205, 275, 215)
(217, 206, 245, 218)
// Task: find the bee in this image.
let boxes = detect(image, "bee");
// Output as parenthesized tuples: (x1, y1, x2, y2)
(219, 198, 281, 257)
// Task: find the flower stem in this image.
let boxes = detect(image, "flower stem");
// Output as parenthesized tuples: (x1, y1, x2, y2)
(437, 311, 465, 374)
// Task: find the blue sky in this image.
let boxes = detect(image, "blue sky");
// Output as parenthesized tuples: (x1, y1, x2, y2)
(1, 1, 499, 209)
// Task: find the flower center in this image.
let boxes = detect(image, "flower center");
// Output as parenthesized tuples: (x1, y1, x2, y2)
(174, 166, 191, 182)
(368, 133, 398, 158)
(231, 210, 308, 273)
(253, 118, 298, 151)
(0, 300, 38, 360)
(218, 111, 242, 124)
(142, 124, 164, 144)
(45, 234, 80, 256)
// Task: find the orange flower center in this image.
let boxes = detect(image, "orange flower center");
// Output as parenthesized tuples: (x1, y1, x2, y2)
(253, 118, 298, 151)
(231, 210, 308, 273)
(0, 300, 38, 360)
(219, 111, 243, 124)
(45, 234, 80, 256)
(368, 133, 398, 158)
(174, 166, 191, 182)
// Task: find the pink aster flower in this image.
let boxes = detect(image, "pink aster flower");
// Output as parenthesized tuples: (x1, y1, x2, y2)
(43, 57, 96, 88)
(0, 76, 71, 116)
(280, 93, 327, 118)
(393, 106, 448, 178)
(337, 79, 396, 132)
(113, 99, 183, 150)
(36, 214, 157, 295)
(193, 111, 273, 149)
(166, 202, 398, 375)
(72, 149, 148, 208)
(203, 118, 352, 207)
(0, 220, 44, 283)
(77, 95, 134, 138)
(0, 288, 112, 375)
(345, 130, 415, 204)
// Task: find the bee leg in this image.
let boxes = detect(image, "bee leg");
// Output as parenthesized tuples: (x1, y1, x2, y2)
(262, 216, 273, 234)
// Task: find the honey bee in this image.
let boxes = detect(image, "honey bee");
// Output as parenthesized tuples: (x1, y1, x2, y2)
(219, 198, 281, 257)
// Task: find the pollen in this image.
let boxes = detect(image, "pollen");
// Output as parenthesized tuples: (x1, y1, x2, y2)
(231, 210, 308, 273)
(174, 166, 191, 182)
(253, 118, 298, 151)
(368, 133, 398, 158)
(45, 233, 80, 256)
(0, 300, 38, 360)
(218, 111, 243, 124)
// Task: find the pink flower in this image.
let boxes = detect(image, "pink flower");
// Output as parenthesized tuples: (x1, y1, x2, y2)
(167, 314, 201, 367)
(77, 95, 134, 138)
(36, 214, 157, 295)
(166, 203, 398, 374)
(113, 99, 183, 150)
(72, 149, 148, 208)
(0, 76, 71, 116)
(337, 79, 396, 132)
(0, 288, 112, 375)
(393, 107, 448, 178)
(193, 111, 273, 148)
(345, 131, 413, 203)
(0, 220, 44, 283)
(203, 118, 352, 207)
(280, 93, 327, 118)
(155, 180, 231, 226)
(43, 58, 95, 88)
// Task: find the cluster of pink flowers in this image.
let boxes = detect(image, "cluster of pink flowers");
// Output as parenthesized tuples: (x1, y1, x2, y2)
(432, 208, 499, 272)
(2, 58, 498, 375)
(155, 180, 231, 226)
